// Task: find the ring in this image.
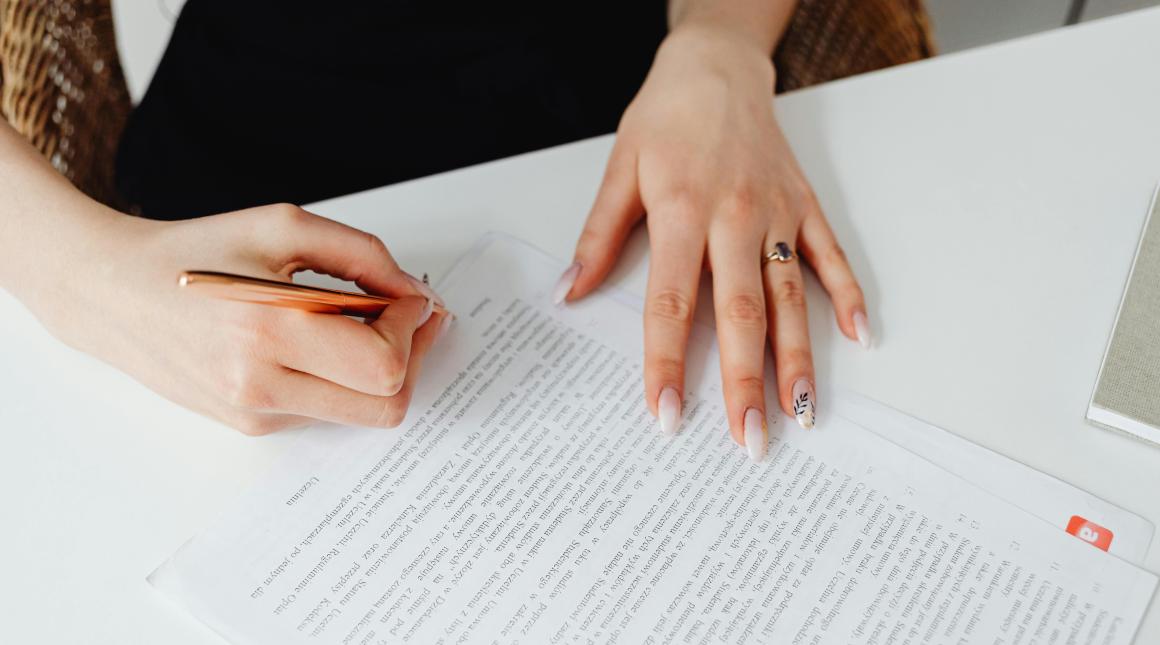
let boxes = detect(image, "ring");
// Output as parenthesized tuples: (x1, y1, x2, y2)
(762, 242, 796, 265)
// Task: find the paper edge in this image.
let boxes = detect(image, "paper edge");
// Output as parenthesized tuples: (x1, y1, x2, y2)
(1087, 180, 1160, 436)
(1088, 404, 1160, 446)
(834, 392, 1156, 559)
(149, 547, 253, 645)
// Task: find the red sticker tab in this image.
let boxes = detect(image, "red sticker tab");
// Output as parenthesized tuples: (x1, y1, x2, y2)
(1066, 516, 1113, 551)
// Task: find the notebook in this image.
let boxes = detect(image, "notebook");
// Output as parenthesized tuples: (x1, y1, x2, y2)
(1088, 182, 1160, 445)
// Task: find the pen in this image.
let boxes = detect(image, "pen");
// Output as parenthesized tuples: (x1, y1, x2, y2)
(178, 270, 447, 318)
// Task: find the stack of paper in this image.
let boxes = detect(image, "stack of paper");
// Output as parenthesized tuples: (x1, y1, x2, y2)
(1089, 182, 1160, 445)
(152, 234, 1156, 644)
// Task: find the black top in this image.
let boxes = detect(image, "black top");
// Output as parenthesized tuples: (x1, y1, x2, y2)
(116, 1, 667, 219)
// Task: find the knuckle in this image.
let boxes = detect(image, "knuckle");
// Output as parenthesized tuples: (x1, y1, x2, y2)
(649, 356, 685, 382)
(797, 181, 820, 207)
(773, 279, 807, 309)
(783, 171, 818, 207)
(724, 293, 766, 328)
(269, 202, 310, 227)
(735, 374, 765, 394)
(655, 182, 699, 217)
(820, 243, 848, 267)
(222, 363, 272, 410)
(374, 399, 408, 428)
(648, 289, 694, 324)
(372, 347, 407, 393)
(232, 413, 280, 437)
(722, 184, 760, 222)
(363, 231, 391, 261)
(779, 347, 814, 373)
(231, 380, 274, 411)
(770, 192, 793, 219)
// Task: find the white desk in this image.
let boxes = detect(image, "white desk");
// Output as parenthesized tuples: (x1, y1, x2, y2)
(3, 8, 1160, 643)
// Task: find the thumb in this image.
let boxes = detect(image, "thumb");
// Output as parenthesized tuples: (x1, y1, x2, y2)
(558, 140, 643, 303)
(247, 204, 428, 300)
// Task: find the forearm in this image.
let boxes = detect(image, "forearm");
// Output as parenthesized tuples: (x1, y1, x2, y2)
(668, 0, 797, 56)
(0, 121, 137, 304)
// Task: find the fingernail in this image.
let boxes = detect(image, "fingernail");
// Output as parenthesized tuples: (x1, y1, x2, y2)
(417, 297, 434, 327)
(436, 313, 455, 343)
(853, 311, 872, 349)
(744, 408, 766, 462)
(552, 262, 582, 306)
(404, 272, 446, 307)
(658, 387, 681, 435)
(792, 379, 816, 429)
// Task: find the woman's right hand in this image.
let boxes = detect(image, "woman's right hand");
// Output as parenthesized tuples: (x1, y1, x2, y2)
(26, 203, 449, 436)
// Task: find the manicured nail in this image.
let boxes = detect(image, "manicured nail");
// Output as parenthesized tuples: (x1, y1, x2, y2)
(553, 262, 581, 306)
(792, 379, 816, 429)
(658, 387, 681, 435)
(853, 311, 872, 349)
(436, 313, 455, 343)
(417, 297, 434, 327)
(404, 272, 445, 307)
(744, 408, 766, 462)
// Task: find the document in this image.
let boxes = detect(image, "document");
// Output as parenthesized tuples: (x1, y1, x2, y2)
(830, 395, 1154, 566)
(152, 234, 1157, 644)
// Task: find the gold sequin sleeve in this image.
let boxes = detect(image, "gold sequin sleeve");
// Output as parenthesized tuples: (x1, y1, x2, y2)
(0, 0, 131, 207)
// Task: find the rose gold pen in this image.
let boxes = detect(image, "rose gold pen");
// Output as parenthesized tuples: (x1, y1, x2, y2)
(177, 271, 447, 318)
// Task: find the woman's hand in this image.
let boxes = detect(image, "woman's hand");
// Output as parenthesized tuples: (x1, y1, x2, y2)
(25, 203, 449, 436)
(557, 25, 869, 459)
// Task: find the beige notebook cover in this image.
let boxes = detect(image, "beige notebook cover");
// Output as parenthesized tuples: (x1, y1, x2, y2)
(1088, 182, 1160, 444)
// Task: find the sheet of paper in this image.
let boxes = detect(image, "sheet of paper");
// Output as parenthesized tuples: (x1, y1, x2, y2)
(152, 234, 1157, 645)
(830, 395, 1154, 564)
(604, 281, 1155, 565)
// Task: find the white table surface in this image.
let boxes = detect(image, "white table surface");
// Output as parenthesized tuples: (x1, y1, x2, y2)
(4, 8, 1160, 643)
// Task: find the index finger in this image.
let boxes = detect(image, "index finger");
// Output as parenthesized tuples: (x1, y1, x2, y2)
(238, 204, 426, 299)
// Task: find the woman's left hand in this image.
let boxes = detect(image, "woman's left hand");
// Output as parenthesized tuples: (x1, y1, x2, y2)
(556, 24, 870, 459)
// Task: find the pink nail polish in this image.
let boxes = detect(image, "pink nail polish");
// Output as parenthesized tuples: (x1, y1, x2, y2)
(417, 297, 434, 327)
(404, 272, 446, 307)
(552, 262, 581, 306)
(658, 387, 681, 435)
(744, 408, 766, 462)
(792, 379, 816, 429)
(436, 313, 455, 343)
(853, 311, 872, 349)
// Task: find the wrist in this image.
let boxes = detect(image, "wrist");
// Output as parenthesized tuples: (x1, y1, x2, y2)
(669, 19, 773, 57)
(3, 205, 150, 316)
(667, 0, 797, 57)
(657, 24, 777, 89)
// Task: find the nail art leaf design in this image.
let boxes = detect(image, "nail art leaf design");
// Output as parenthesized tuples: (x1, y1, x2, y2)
(793, 391, 812, 415)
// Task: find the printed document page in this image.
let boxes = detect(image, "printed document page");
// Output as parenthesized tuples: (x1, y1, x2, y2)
(603, 288, 1155, 566)
(830, 395, 1154, 565)
(152, 234, 1157, 644)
